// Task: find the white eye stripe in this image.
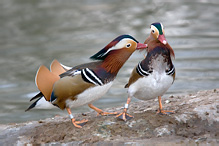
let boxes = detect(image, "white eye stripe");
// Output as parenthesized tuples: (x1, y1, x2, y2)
(114, 38, 133, 48)
(99, 38, 134, 57)
(160, 23, 164, 30)
(151, 25, 159, 34)
(98, 46, 118, 57)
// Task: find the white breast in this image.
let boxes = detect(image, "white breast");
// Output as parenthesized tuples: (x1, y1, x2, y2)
(66, 82, 113, 108)
(128, 54, 173, 101)
(128, 71, 173, 100)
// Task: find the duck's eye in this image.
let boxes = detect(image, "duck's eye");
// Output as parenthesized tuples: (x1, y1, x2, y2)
(152, 30, 155, 33)
(126, 43, 131, 48)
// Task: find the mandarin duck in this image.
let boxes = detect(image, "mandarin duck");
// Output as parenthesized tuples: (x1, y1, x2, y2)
(26, 35, 147, 128)
(116, 23, 175, 121)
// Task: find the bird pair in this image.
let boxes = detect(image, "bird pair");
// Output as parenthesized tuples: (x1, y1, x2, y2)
(26, 22, 175, 128)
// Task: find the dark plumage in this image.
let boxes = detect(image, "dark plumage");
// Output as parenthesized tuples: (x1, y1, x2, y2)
(117, 23, 176, 121)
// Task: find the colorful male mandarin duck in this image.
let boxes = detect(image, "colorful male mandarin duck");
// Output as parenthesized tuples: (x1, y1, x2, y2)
(116, 23, 175, 121)
(26, 35, 147, 128)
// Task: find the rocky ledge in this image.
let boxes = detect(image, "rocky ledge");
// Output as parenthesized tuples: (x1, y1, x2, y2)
(0, 89, 218, 145)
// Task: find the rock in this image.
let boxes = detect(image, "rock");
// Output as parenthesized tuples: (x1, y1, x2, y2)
(154, 125, 172, 137)
(0, 89, 218, 145)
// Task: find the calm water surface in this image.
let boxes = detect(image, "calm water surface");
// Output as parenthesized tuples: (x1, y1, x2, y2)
(0, 0, 219, 124)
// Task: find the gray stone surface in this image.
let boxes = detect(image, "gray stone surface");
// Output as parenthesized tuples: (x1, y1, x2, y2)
(0, 89, 218, 145)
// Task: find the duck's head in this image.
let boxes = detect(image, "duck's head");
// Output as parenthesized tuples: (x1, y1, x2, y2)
(90, 34, 147, 60)
(145, 22, 167, 45)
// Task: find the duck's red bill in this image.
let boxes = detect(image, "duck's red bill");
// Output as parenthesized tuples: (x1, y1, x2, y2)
(158, 34, 167, 45)
(136, 43, 147, 50)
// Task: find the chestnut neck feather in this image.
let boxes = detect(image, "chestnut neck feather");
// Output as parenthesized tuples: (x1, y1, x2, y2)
(144, 35, 153, 45)
(100, 49, 132, 74)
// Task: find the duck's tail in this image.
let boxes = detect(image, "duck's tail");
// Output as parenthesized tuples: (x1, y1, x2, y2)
(35, 65, 60, 101)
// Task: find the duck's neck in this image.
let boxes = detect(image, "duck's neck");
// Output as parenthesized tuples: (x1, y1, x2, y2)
(147, 40, 175, 59)
(100, 50, 132, 74)
(144, 35, 155, 44)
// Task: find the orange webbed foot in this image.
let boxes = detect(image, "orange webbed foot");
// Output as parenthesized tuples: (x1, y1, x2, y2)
(116, 112, 133, 121)
(67, 108, 88, 128)
(71, 119, 88, 128)
(157, 96, 174, 115)
(157, 109, 175, 115)
(116, 97, 133, 121)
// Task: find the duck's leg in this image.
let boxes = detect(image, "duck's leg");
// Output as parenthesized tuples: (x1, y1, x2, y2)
(116, 96, 133, 121)
(66, 108, 88, 128)
(88, 104, 117, 116)
(157, 96, 174, 115)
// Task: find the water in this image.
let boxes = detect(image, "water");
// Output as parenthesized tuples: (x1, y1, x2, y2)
(0, 0, 219, 124)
